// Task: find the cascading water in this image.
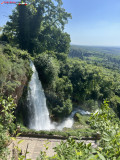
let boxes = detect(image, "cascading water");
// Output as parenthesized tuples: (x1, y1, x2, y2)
(56, 109, 90, 130)
(27, 62, 90, 131)
(27, 62, 55, 130)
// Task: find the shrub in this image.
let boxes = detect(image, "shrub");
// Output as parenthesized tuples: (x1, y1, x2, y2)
(0, 44, 31, 97)
(34, 53, 59, 89)
(0, 96, 16, 159)
(38, 101, 120, 160)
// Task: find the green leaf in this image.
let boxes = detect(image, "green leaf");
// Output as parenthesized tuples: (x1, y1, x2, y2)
(75, 150, 83, 156)
(18, 140, 24, 144)
(102, 137, 111, 142)
(87, 143, 91, 148)
(97, 152, 106, 160)
(87, 155, 98, 160)
(11, 137, 16, 141)
(16, 132, 21, 137)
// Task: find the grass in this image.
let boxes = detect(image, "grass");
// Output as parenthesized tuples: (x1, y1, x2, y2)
(17, 114, 96, 138)
(18, 126, 96, 138)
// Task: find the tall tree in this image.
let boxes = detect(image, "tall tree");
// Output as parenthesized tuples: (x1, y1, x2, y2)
(17, 5, 30, 50)
(0, 27, 2, 32)
(3, 0, 72, 55)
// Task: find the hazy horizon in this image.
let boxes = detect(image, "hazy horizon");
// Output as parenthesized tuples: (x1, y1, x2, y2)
(70, 43, 120, 48)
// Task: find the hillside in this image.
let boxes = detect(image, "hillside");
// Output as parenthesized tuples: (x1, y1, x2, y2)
(69, 45, 120, 71)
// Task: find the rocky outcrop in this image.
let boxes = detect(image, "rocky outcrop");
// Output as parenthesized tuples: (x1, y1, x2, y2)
(13, 76, 28, 105)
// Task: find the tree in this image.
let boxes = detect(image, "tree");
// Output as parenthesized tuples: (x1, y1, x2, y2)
(17, 5, 30, 50)
(37, 26, 71, 54)
(3, 0, 72, 55)
(34, 53, 59, 89)
(0, 27, 2, 33)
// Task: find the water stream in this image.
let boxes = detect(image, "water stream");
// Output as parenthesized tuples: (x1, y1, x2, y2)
(27, 62, 55, 130)
(27, 62, 90, 131)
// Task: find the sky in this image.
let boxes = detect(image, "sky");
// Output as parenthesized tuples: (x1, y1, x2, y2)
(0, 0, 120, 46)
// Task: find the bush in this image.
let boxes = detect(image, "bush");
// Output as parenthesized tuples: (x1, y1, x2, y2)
(34, 53, 59, 89)
(0, 44, 31, 97)
(0, 96, 16, 159)
(38, 101, 120, 160)
(74, 113, 89, 125)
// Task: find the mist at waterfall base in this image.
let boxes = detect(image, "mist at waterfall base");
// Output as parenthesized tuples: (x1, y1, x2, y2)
(27, 62, 90, 131)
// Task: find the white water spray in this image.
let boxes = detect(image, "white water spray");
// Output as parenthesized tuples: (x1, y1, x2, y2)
(56, 118, 74, 130)
(56, 109, 90, 130)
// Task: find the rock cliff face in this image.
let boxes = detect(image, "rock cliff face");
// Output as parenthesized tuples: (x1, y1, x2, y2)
(13, 76, 28, 105)
(16, 76, 31, 127)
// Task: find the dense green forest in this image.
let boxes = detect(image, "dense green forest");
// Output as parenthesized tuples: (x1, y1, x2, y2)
(70, 45, 120, 71)
(1, 0, 120, 159)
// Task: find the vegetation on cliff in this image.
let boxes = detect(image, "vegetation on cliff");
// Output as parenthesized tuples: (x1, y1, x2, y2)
(0, 44, 32, 159)
(0, 96, 16, 159)
(0, 44, 31, 100)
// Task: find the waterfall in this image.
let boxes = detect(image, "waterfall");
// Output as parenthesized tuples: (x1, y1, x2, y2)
(70, 109, 90, 118)
(27, 62, 90, 131)
(27, 62, 55, 130)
